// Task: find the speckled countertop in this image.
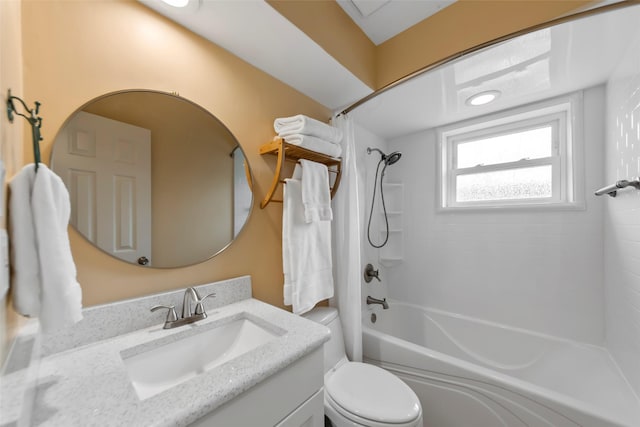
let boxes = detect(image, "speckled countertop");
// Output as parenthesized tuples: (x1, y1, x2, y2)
(2, 277, 329, 427)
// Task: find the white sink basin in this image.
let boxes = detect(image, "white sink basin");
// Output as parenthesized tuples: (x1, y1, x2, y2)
(121, 315, 282, 400)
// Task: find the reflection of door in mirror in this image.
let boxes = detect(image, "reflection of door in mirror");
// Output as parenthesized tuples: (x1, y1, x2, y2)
(54, 111, 152, 265)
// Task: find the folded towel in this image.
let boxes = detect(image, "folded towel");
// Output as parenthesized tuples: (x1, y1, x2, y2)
(300, 160, 332, 223)
(283, 134, 342, 158)
(274, 114, 343, 144)
(9, 164, 83, 333)
(283, 170, 334, 315)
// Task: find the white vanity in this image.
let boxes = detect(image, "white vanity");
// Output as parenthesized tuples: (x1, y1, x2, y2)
(1, 276, 329, 426)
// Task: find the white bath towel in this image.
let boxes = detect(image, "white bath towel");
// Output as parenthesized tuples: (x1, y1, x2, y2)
(274, 114, 343, 144)
(9, 164, 39, 317)
(300, 160, 332, 223)
(9, 164, 83, 333)
(282, 134, 342, 158)
(282, 169, 334, 315)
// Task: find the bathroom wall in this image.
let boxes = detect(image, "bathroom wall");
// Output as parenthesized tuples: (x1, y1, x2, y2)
(0, 0, 25, 365)
(385, 85, 606, 344)
(604, 28, 640, 395)
(20, 0, 329, 308)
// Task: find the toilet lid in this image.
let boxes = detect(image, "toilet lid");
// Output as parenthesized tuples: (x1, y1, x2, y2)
(326, 362, 421, 424)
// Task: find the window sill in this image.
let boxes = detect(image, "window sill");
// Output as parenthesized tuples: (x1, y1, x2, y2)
(437, 200, 586, 213)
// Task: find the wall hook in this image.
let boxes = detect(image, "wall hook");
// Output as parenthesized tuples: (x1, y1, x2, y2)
(6, 89, 44, 171)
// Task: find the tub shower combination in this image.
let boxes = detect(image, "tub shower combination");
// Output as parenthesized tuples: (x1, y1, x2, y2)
(363, 302, 640, 427)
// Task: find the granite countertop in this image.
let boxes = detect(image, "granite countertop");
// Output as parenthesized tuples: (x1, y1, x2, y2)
(4, 279, 330, 427)
(31, 298, 329, 427)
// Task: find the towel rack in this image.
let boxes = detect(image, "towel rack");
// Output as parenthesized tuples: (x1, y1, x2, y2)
(259, 138, 342, 208)
(595, 177, 640, 197)
(6, 89, 43, 171)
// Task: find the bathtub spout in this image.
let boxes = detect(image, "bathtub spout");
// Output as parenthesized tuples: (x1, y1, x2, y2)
(367, 296, 389, 309)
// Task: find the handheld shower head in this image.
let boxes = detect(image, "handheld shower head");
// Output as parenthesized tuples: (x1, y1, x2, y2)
(385, 151, 402, 165)
(367, 147, 402, 165)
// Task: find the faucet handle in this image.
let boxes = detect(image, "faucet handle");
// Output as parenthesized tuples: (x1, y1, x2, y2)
(194, 293, 216, 316)
(151, 304, 178, 323)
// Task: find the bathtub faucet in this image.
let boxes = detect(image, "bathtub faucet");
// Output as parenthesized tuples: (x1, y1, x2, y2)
(364, 264, 381, 283)
(367, 295, 389, 309)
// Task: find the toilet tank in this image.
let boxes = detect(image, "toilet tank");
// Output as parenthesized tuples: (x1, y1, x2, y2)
(302, 307, 347, 373)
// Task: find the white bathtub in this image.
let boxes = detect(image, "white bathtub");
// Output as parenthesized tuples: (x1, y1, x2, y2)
(362, 301, 640, 427)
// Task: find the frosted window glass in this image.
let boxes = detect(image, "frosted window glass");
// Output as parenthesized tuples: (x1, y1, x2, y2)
(456, 165, 552, 202)
(457, 126, 552, 168)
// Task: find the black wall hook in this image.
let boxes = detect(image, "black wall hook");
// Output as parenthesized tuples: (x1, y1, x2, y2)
(6, 88, 43, 171)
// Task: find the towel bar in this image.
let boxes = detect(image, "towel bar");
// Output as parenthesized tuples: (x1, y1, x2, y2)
(259, 138, 342, 208)
(595, 177, 640, 197)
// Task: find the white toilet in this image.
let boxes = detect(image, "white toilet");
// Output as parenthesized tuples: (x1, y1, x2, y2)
(302, 307, 423, 427)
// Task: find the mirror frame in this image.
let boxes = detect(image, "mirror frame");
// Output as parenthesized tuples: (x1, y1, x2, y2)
(50, 89, 254, 269)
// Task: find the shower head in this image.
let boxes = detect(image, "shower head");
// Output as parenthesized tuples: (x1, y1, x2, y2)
(385, 151, 402, 165)
(367, 147, 402, 165)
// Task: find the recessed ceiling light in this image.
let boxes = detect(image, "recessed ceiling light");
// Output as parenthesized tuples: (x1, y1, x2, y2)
(466, 90, 501, 106)
(161, 0, 189, 7)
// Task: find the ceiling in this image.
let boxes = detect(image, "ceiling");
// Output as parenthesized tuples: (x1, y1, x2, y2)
(139, 0, 458, 111)
(139, 0, 631, 138)
(336, 0, 456, 45)
(349, 3, 640, 139)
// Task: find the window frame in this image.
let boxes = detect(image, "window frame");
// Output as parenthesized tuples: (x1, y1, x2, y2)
(437, 92, 584, 211)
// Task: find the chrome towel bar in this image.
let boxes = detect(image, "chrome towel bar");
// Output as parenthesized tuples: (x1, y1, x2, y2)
(595, 177, 640, 197)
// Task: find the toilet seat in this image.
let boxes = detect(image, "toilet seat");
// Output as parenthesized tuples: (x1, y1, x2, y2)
(325, 362, 421, 426)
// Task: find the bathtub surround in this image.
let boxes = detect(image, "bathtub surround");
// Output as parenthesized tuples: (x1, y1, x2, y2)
(604, 26, 640, 397)
(331, 114, 364, 361)
(383, 85, 606, 344)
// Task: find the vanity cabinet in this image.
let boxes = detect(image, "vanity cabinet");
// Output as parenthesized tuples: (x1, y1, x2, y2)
(189, 348, 324, 427)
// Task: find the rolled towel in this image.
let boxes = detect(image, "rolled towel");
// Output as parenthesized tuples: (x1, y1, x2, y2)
(283, 134, 342, 158)
(274, 114, 343, 144)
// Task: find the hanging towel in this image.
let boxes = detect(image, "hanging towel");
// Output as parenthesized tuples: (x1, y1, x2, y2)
(283, 167, 334, 315)
(274, 115, 343, 144)
(9, 164, 83, 333)
(9, 164, 39, 316)
(282, 134, 342, 158)
(300, 159, 332, 223)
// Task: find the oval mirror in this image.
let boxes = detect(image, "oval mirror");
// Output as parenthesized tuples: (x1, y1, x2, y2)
(51, 90, 253, 268)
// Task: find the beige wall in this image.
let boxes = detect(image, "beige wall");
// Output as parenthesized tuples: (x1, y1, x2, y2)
(22, 0, 329, 308)
(0, 0, 25, 365)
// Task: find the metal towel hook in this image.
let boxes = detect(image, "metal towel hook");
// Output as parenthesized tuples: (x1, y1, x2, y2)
(6, 89, 43, 171)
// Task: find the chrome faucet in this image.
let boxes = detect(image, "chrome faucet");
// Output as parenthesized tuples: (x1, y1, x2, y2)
(366, 295, 389, 309)
(151, 287, 216, 329)
(182, 287, 199, 319)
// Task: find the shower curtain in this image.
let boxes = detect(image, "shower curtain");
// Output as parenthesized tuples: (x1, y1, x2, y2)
(331, 114, 363, 362)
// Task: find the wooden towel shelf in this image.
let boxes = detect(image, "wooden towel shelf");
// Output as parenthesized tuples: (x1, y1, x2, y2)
(259, 138, 342, 208)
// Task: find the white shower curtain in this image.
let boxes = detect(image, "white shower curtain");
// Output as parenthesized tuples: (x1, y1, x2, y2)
(331, 114, 363, 362)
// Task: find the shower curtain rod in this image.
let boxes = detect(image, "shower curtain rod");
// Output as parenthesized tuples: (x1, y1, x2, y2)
(339, 1, 638, 117)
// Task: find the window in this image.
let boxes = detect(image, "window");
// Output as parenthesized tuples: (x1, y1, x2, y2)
(438, 93, 583, 210)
